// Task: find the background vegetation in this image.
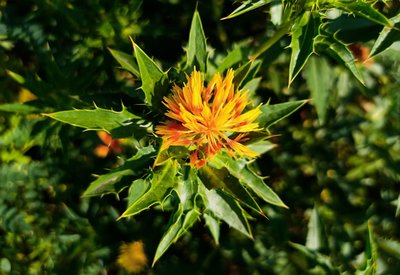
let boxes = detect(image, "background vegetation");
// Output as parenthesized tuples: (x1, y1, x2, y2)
(1, 0, 399, 274)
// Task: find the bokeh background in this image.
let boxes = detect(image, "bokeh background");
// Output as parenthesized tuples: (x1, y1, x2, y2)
(1, 0, 399, 274)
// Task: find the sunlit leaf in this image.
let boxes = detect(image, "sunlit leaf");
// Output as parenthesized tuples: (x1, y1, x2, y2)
(83, 146, 156, 197)
(370, 13, 400, 57)
(186, 11, 207, 72)
(108, 48, 140, 77)
(222, 0, 272, 20)
(200, 183, 252, 238)
(335, 0, 392, 27)
(304, 56, 335, 124)
(257, 100, 308, 130)
(44, 107, 140, 134)
(209, 153, 287, 208)
(120, 159, 178, 218)
(203, 212, 220, 244)
(153, 168, 200, 264)
(83, 169, 134, 197)
(217, 42, 251, 73)
(131, 38, 169, 110)
(127, 179, 151, 206)
(315, 32, 365, 84)
(199, 165, 264, 215)
(153, 206, 200, 265)
(289, 11, 319, 85)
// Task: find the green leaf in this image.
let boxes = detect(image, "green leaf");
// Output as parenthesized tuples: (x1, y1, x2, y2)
(120, 159, 178, 218)
(209, 153, 287, 208)
(304, 56, 335, 124)
(0, 103, 40, 114)
(222, 0, 272, 20)
(203, 212, 220, 244)
(153, 206, 200, 265)
(6, 70, 25, 84)
(83, 146, 156, 197)
(175, 167, 198, 210)
(127, 179, 151, 206)
(357, 221, 377, 275)
(370, 13, 400, 57)
(247, 139, 276, 155)
(131, 39, 169, 110)
(233, 61, 253, 89)
(186, 11, 207, 72)
(108, 48, 140, 77)
(289, 12, 319, 85)
(289, 242, 339, 273)
(217, 42, 251, 73)
(153, 168, 200, 264)
(257, 100, 308, 130)
(199, 165, 264, 215)
(335, 0, 392, 27)
(200, 183, 252, 238)
(315, 32, 364, 84)
(44, 107, 140, 134)
(83, 169, 134, 197)
(306, 207, 328, 251)
(250, 22, 291, 60)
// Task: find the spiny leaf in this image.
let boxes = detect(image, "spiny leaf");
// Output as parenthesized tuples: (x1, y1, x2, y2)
(222, 0, 273, 20)
(203, 212, 220, 244)
(83, 169, 134, 197)
(199, 165, 264, 215)
(304, 56, 335, 124)
(83, 146, 156, 197)
(315, 32, 365, 85)
(217, 42, 251, 73)
(128, 179, 151, 207)
(131, 38, 169, 110)
(209, 153, 287, 208)
(200, 182, 252, 238)
(257, 100, 308, 130)
(186, 10, 207, 72)
(153, 206, 200, 265)
(370, 13, 400, 57)
(233, 61, 253, 89)
(335, 0, 392, 27)
(153, 168, 200, 264)
(44, 107, 140, 134)
(120, 159, 178, 218)
(289, 11, 319, 85)
(108, 48, 140, 77)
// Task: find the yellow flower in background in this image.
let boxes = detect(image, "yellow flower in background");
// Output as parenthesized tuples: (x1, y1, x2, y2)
(117, 241, 148, 274)
(156, 68, 262, 168)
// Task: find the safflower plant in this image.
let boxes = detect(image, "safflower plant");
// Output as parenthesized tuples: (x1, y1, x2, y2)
(45, 11, 306, 264)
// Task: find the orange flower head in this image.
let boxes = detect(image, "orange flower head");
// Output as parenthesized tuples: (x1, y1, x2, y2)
(156, 68, 262, 168)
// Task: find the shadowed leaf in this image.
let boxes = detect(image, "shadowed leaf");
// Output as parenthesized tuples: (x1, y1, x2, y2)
(109, 48, 140, 77)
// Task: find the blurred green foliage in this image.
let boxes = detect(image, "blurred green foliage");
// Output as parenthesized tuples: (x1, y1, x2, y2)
(1, 0, 400, 274)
